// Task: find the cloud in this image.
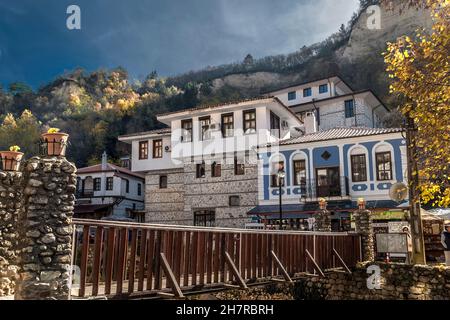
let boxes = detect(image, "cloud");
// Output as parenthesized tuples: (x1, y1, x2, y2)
(0, 0, 360, 87)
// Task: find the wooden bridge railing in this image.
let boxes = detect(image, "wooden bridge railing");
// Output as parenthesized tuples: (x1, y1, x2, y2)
(70, 219, 362, 299)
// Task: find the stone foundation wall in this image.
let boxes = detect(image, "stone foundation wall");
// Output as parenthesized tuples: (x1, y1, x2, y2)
(202, 263, 450, 300)
(0, 171, 22, 296)
(298, 262, 450, 300)
(15, 157, 77, 300)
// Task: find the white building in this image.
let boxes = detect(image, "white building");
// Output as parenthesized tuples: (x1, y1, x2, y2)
(118, 75, 392, 227)
(75, 152, 145, 220)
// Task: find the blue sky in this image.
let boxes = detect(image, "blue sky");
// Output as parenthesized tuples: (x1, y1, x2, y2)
(0, 0, 359, 89)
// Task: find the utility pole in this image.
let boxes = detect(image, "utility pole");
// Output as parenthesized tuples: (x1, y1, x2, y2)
(405, 115, 426, 264)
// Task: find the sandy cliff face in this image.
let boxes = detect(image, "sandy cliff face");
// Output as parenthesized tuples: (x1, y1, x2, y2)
(342, 0, 433, 61)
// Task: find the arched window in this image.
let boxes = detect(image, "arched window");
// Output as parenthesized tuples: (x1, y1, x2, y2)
(374, 144, 393, 181)
(349, 146, 368, 182)
(292, 153, 307, 186)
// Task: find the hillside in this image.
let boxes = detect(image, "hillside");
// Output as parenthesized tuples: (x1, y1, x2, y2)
(0, 0, 433, 168)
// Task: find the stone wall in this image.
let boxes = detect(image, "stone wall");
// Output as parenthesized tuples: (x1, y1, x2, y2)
(203, 263, 450, 300)
(0, 171, 22, 296)
(298, 262, 450, 300)
(144, 155, 257, 228)
(14, 156, 77, 300)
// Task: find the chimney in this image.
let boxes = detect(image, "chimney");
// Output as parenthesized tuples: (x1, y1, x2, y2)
(304, 111, 318, 134)
(101, 151, 108, 170)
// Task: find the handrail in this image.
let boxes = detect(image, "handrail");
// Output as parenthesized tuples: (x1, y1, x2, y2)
(72, 218, 358, 236)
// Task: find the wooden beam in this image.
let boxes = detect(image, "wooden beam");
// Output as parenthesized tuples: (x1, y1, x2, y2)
(270, 251, 293, 283)
(332, 248, 352, 274)
(305, 249, 325, 277)
(224, 252, 248, 289)
(160, 252, 185, 298)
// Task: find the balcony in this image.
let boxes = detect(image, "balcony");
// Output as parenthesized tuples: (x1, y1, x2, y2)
(76, 189, 94, 198)
(272, 177, 350, 202)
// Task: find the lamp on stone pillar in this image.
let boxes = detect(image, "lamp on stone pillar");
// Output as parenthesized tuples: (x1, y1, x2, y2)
(314, 198, 331, 232)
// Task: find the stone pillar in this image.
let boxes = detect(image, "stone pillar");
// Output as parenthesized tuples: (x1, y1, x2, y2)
(15, 156, 77, 300)
(353, 199, 375, 262)
(0, 171, 22, 296)
(313, 199, 331, 232)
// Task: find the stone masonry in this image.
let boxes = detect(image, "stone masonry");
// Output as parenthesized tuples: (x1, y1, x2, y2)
(14, 156, 77, 300)
(206, 262, 450, 300)
(145, 155, 257, 228)
(353, 207, 375, 262)
(0, 171, 22, 296)
(313, 200, 331, 232)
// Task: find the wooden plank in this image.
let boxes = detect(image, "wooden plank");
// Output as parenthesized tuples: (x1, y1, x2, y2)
(78, 225, 90, 297)
(146, 230, 155, 291)
(183, 232, 191, 287)
(224, 252, 247, 289)
(267, 234, 273, 277)
(128, 229, 138, 293)
(137, 229, 147, 292)
(191, 232, 198, 286)
(174, 231, 182, 286)
(306, 249, 325, 277)
(251, 233, 256, 279)
(226, 233, 233, 283)
(104, 227, 116, 295)
(270, 250, 293, 283)
(206, 232, 213, 284)
(198, 232, 205, 285)
(91, 226, 104, 296)
(219, 233, 226, 283)
(213, 233, 220, 283)
(154, 230, 163, 290)
(116, 228, 128, 295)
(332, 248, 352, 274)
(165, 231, 173, 289)
(160, 253, 185, 298)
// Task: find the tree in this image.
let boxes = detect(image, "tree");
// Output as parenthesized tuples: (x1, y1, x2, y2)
(243, 54, 254, 65)
(383, 0, 450, 207)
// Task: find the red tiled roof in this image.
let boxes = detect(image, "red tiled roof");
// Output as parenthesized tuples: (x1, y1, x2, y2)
(77, 163, 145, 179)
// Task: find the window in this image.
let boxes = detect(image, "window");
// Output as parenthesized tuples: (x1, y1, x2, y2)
(351, 154, 367, 182)
(137, 183, 142, 196)
(303, 87, 312, 97)
(106, 177, 113, 191)
(159, 175, 167, 189)
(194, 210, 215, 227)
(288, 91, 296, 101)
(211, 162, 221, 177)
(376, 152, 393, 181)
(319, 84, 328, 94)
(139, 141, 148, 160)
(196, 162, 206, 178)
(221, 113, 234, 137)
(93, 178, 101, 191)
(234, 156, 245, 175)
(125, 179, 130, 193)
(270, 112, 281, 138)
(293, 160, 306, 186)
(345, 100, 355, 118)
(199, 116, 211, 141)
(153, 139, 163, 158)
(271, 161, 285, 187)
(229, 196, 240, 207)
(181, 119, 193, 142)
(243, 109, 256, 134)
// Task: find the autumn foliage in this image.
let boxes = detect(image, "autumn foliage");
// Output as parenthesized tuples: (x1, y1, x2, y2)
(384, 0, 450, 207)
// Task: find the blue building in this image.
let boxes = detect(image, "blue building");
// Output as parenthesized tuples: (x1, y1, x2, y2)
(250, 127, 409, 230)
